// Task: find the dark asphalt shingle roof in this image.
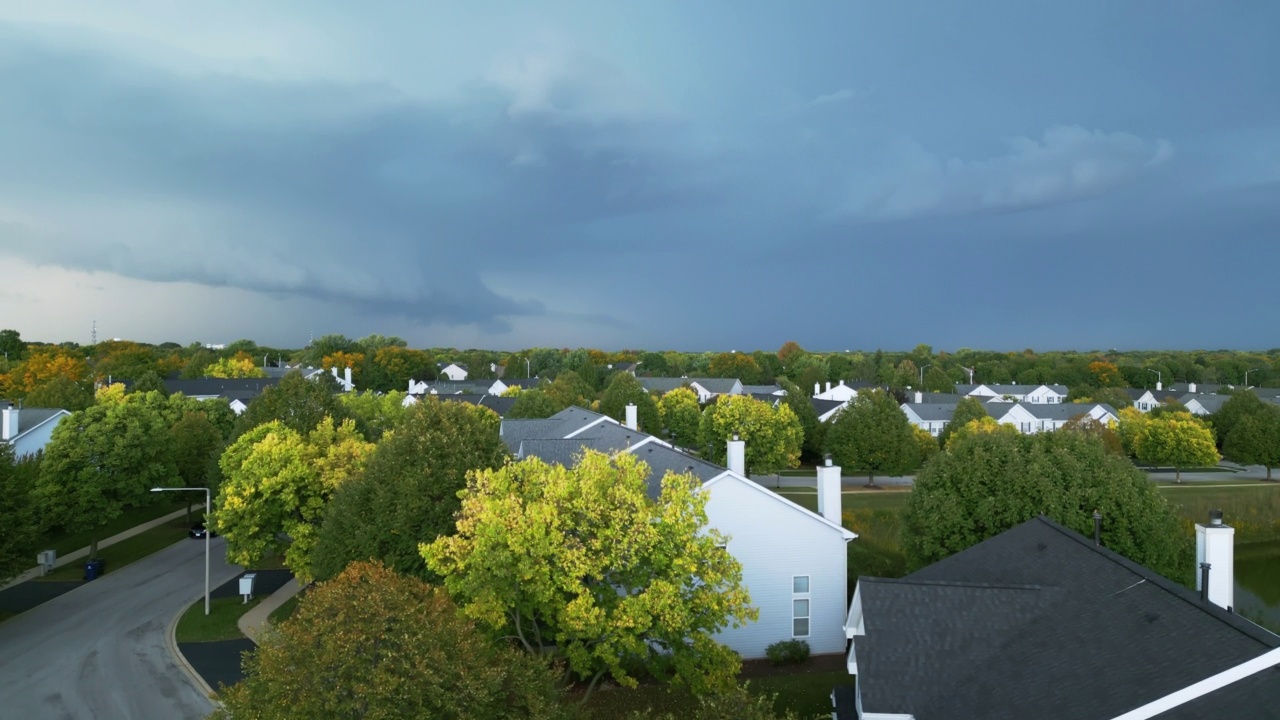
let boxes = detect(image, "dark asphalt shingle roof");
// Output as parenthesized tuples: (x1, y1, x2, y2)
(627, 442, 728, 498)
(435, 394, 517, 417)
(163, 378, 281, 397)
(901, 403, 967, 422)
(1017, 403, 1116, 421)
(500, 419, 568, 452)
(811, 398, 845, 418)
(1186, 394, 1230, 414)
(637, 377, 741, 395)
(854, 517, 1280, 720)
(957, 383, 1069, 396)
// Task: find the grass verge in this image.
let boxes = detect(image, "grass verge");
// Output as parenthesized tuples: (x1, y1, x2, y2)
(37, 518, 191, 582)
(268, 594, 303, 625)
(177, 595, 266, 643)
(35, 500, 191, 557)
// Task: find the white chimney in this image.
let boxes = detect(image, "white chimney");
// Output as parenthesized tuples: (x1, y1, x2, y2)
(345, 366, 353, 390)
(1196, 509, 1234, 610)
(1188, 382, 1196, 393)
(1, 407, 18, 441)
(409, 379, 416, 392)
(914, 391, 923, 404)
(1156, 381, 1163, 391)
(814, 382, 821, 395)
(624, 403, 638, 431)
(726, 434, 746, 476)
(331, 367, 339, 380)
(826, 381, 832, 392)
(838, 380, 845, 386)
(817, 454, 842, 525)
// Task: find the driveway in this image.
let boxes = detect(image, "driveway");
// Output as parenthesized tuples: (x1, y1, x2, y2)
(0, 536, 242, 719)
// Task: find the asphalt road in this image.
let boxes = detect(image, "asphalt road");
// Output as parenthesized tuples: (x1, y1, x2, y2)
(0, 535, 242, 720)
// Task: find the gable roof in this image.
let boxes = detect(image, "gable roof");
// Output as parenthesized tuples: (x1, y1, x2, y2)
(1017, 402, 1116, 421)
(435, 394, 517, 417)
(901, 402, 966, 422)
(853, 517, 1280, 720)
(1185, 394, 1230, 414)
(637, 377, 740, 395)
(437, 361, 468, 370)
(741, 384, 784, 395)
(810, 398, 846, 417)
(7, 407, 71, 442)
(162, 377, 281, 397)
(957, 383, 1069, 396)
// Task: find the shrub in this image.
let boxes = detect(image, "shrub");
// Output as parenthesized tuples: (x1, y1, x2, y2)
(765, 639, 810, 666)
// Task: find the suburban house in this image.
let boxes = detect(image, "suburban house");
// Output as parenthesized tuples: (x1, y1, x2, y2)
(836, 513, 1280, 719)
(637, 377, 744, 403)
(742, 384, 786, 396)
(1184, 394, 1231, 416)
(1, 403, 71, 460)
(900, 402, 975, 437)
(432, 393, 518, 418)
(813, 381, 867, 403)
(405, 378, 493, 397)
(501, 406, 855, 660)
(812, 398, 848, 423)
(988, 402, 1117, 434)
(1167, 382, 1225, 395)
(160, 377, 282, 415)
(1125, 388, 1187, 412)
(436, 362, 469, 381)
(957, 383, 1068, 404)
(487, 377, 543, 395)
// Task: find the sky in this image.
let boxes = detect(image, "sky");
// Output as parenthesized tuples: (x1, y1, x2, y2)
(1, 2, 1278, 352)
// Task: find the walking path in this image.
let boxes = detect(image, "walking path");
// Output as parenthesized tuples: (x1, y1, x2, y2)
(237, 577, 304, 643)
(1, 504, 205, 592)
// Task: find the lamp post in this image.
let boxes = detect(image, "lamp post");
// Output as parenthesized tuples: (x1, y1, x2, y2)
(1246, 368, 1261, 388)
(152, 486, 211, 615)
(1148, 368, 1161, 388)
(919, 364, 931, 387)
(524, 357, 531, 378)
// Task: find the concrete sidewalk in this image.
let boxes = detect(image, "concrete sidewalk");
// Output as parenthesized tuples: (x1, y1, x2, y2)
(1, 504, 205, 592)
(237, 577, 304, 643)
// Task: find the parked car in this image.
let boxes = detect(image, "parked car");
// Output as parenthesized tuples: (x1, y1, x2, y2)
(189, 522, 217, 539)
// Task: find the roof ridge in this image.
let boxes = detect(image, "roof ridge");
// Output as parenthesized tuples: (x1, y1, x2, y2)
(860, 576, 1049, 591)
(1033, 516, 1280, 648)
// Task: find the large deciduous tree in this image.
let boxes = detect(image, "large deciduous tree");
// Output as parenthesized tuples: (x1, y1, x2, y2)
(0, 447, 39, 584)
(902, 428, 1190, 582)
(231, 371, 350, 440)
(35, 401, 177, 558)
(313, 399, 508, 582)
(212, 418, 372, 581)
(598, 372, 660, 433)
(508, 388, 561, 419)
(423, 452, 756, 696)
(213, 561, 568, 720)
(1210, 390, 1268, 451)
(939, 396, 989, 448)
(205, 352, 268, 379)
(336, 390, 407, 442)
(825, 389, 918, 487)
(698, 395, 803, 474)
(22, 376, 94, 411)
(707, 352, 762, 384)
(1133, 413, 1219, 482)
(1223, 404, 1280, 480)
(658, 387, 702, 447)
(777, 378, 825, 462)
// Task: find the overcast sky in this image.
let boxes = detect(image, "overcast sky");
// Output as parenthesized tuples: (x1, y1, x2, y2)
(1, 2, 1278, 352)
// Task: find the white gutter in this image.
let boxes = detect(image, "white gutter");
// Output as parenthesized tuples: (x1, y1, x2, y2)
(1109, 647, 1280, 720)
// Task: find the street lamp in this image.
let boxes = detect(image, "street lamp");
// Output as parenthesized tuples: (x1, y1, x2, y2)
(919, 364, 931, 387)
(152, 486, 211, 615)
(524, 357, 531, 378)
(1147, 368, 1161, 388)
(1246, 368, 1261, 388)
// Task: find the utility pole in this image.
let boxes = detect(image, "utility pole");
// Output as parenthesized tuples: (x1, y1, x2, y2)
(91, 320, 97, 345)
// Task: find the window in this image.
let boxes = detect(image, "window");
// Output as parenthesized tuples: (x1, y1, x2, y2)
(792, 576, 810, 637)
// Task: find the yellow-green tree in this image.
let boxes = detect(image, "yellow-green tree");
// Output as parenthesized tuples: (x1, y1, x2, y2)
(1133, 413, 1219, 482)
(213, 561, 568, 720)
(212, 417, 373, 580)
(707, 352, 762, 384)
(698, 395, 803, 474)
(205, 352, 267, 378)
(658, 387, 701, 446)
(945, 415, 1019, 448)
(423, 451, 756, 697)
(1114, 406, 1149, 457)
(2, 348, 89, 398)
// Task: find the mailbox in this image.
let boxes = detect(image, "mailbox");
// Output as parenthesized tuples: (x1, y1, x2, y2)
(239, 572, 257, 603)
(37, 550, 56, 575)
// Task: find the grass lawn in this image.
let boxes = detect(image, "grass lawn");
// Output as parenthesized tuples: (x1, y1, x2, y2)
(34, 499, 191, 557)
(268, 593, 303, 625)
(176, 595, 266, 643)
(37, 518, 191, 582)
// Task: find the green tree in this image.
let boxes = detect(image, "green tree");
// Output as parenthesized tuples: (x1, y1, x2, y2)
(939, 396, 988, 448)
(130, 370, 169, 396)
(213, 561, 567, 720)
(599, 373, 660, 433)
(301, 333, 357, 367)
(212, 418, 373, 580)
(205, 353, 268, 379)
(179, 348, 217, 379)
(707, 352, 762, 384)
(508, 389, 561, 419)
(826, 389, 918, 487)
(698, 395, 803, 474)
(170, 410, 224, 522)
(902, 428, 1190, 582)
(231, 371, 350, 440)
(627, 684, 805, 720)
(657, 387, 701, 447)
(913, 426, 939, 467)
(543, 370, 595, 412)
(336, 390, 407, 442)
(23, 376, 93, 411)
(35, 401, 177, 558)
(1133, 413, 1219, 482)
(0, 329, 27, 362)
(921, 366, 954, 393)
(1209, 391, 1268, 451)
(424, 451, 755, 697)
(0, 446, 39, 583)
(1223, 405, 1280, 480)
(313, 399, 508, 581)
(777, 378, 824, 462)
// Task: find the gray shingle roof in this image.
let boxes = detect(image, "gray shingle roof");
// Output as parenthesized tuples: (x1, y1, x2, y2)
(627, 442, 727, 498)
(1187, 394, 1230, 414)
(435, 394, 517, 417)
(416, 380, 492, 394)
(637, 377, 741, 395)
(1018, 403, 1116, 421)
(500, 419, 567, 452)
(1168, 383, 1225, 394)
(811, 398, 845, 418)
(10, 408, 68, 439)
(901, 403, 967, 422)
(162, 378, 281, 398)
(957, 383, 1069, 396)
(852, 517, 1280, 720)
(741, 384, 783, 395)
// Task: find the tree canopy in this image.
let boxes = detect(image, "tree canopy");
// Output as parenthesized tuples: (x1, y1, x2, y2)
(313, 399, 508, 582)
(939, 396, 989, 448)
(423, 451, 755, 696)
(1223, 404, 1280, 480)
(0, 447, 39, 584)
(507, 388, 561, 419)
(599, 372, 660, 433)
(231, 371, 350, 440)
(698, 395, 802, 475)
(902, 427, 1191, 582)
(658, 387, 701, 448)
(213, 561, 568, 720)
(776, 378, 824, 462)
(1132, 413, 1219, 482)
(825, 389, 919, 487)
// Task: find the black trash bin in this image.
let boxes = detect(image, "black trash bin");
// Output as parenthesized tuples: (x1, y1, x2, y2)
(84, 558, 105, 581)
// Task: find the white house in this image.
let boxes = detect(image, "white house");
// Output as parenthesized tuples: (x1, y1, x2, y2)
(957, 383, 1068, 404)
(637, 377, 744, 404)
(487, 378, 542, 395)
(813, 380, 863, 403)
(501, 407, 855, 659)
(1184, 394, 1230, 416)
(900, 403, 968, 437)
(1, 405, 71, 460)
(988, 402, 1117, 434)
(437, 362, 469, 381)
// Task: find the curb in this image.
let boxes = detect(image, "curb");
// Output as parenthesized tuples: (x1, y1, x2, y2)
(166, 601, 219, 701)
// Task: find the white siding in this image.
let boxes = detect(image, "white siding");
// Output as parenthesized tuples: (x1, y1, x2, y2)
(703, 477, 849, 658)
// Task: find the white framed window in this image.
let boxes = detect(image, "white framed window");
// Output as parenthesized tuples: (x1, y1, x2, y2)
(792, 575, 810, 638)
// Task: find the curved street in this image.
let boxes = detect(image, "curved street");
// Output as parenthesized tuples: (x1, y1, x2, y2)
(0, 536, 241, 719)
